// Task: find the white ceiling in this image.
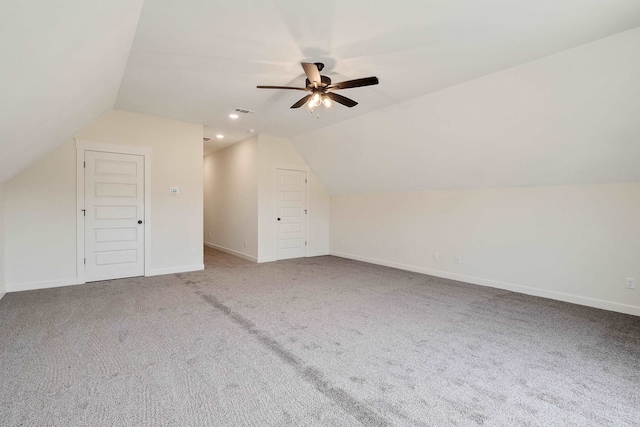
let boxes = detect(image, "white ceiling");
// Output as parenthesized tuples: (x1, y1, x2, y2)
(203, 126, 254, 155)
(2, 0, 640, 187)
(292, 28, 640, 194)
(0, 0, 144, 182)
(116, 0, 640, 149)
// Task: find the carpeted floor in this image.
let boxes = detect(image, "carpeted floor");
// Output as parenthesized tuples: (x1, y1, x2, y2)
(1, 247, 639, 426)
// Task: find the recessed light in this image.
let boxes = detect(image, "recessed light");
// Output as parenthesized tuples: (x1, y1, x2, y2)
(216, 134, 224, 139)
(229, 114, 239, 119)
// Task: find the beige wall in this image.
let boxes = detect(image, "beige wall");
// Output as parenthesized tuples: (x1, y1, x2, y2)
(307, 172, 330, 257)
(4, 110, 203, 291)
(0, 183, 5, 299)
(203, 136, 259, 261)
(331, 183, 640, 316)
(204, 134, 330, 262)
(4, 139, 77, 289)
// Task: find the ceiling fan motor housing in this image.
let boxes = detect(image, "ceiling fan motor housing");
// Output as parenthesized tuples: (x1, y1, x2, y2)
(306, 75, 332, 89)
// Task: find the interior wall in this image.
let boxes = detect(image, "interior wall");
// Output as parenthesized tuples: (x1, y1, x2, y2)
(307, 172, 330, 257)
(4, 110, 203, 291)
(0, 183, 5, 299)
(203, 134, 330, 263)
(4, 140, 78, 290)
(257, 135, 330, 262)
(331, 183, 640, 315)
(203, 136, 259, 261)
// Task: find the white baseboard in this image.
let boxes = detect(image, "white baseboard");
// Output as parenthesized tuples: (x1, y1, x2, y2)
(6, 264, 205, 292)
(204, 242, 258, 263)
(330, 251, 640, 317)
(146, 264, 205, 277)
(258, 251, 329, 262)
(7, 278, 81, 293)
(308, 251, 330, 257)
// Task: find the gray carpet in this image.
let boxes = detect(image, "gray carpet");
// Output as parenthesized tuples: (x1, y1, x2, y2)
(1, 247, 639, 426)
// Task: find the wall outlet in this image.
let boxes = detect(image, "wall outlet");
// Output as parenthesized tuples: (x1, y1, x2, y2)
(626, 278, 636, 289)
(432, 251, 439, 260)
(243, 241, 247, 248)
(455, 255, 462, 264)
(170, 187, 179, 195)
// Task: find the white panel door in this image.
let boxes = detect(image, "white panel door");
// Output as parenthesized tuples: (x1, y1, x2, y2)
(276, 169, 307, 260)
(85, 151, 144, 282)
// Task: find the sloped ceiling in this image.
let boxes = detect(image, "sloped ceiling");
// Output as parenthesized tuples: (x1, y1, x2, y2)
(291, 28, 640, 194)
(0, 0, 144, 182)
(116, 0, 640, 151)
(2, 0, 640, 190)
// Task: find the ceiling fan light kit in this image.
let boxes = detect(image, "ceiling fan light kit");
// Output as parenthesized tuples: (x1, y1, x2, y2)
(306, 92, 332, 112)
(257, 62, 379, 116)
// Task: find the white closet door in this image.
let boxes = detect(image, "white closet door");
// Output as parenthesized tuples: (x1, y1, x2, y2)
(276, 169, 307, 260)
(84, 151, 145, 282)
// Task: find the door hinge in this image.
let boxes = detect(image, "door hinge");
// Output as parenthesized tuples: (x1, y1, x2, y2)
(304, 209, 307, 215)
(83, 161, 86, 168)
(305, 241, 307, 246)
(81, 209, 86, 216)
(305, 178, 307, 183)
(84, 258, 86, 265)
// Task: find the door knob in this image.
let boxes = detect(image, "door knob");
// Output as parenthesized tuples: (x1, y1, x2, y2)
(138, 220, 143, 224)
(277, 218, 281, 221)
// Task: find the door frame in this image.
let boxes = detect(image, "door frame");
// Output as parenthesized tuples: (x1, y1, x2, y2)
(75, 138, 152, 284)
(273, 163, 309, 260)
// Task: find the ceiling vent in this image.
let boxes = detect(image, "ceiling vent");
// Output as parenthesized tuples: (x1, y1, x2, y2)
(234, 108, 256, 114)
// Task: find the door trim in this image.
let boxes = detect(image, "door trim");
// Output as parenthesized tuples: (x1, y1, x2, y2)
(75, 138, 152, 284)
(273, 163, 310, 260)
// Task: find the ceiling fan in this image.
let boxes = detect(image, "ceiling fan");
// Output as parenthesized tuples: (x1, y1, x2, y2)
(257, 62, 379, 111)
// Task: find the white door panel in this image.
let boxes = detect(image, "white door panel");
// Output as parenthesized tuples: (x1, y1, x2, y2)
(85, 151, 145, 282)
(94, 182, 138, 197)
(95, 205, 137, 219)
(94, 227, 138, 243)
(276, 169, 307, 260)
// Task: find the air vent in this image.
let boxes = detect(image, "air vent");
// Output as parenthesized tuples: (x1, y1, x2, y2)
(203, 137, 211, 142)
(235, 108, 256, 114)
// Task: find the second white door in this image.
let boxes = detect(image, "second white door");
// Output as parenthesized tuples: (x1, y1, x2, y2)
(84, 151, 145, 282)
(276, 169, 307, 260)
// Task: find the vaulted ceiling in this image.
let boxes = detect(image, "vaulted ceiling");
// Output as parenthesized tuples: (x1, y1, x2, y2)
(2, 0, 640, 190)
(0, 0, 145, 182)
(292, 28, 640, 194)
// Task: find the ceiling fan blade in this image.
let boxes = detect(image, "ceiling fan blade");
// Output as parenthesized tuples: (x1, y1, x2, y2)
(301, 62, 322, 86)
(327, 76, 379, 90)
(256, 85, 307, 90)
(290, 94, 312, 109)
(326, 92, 358, 108)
